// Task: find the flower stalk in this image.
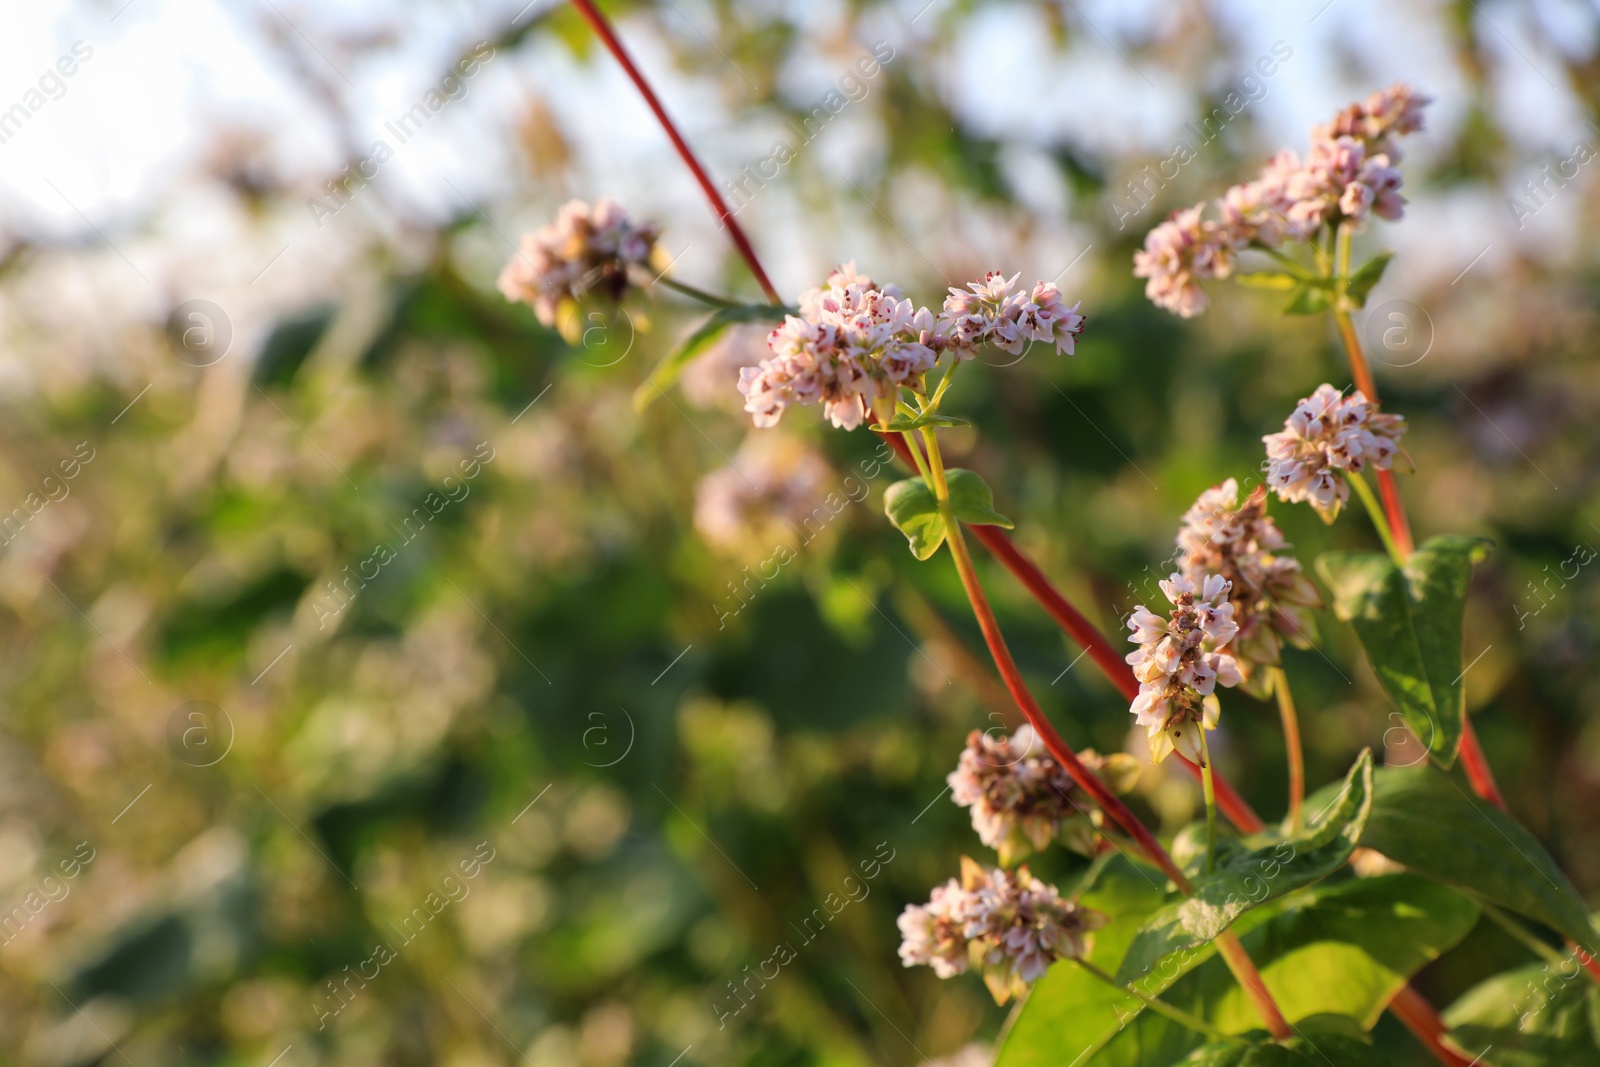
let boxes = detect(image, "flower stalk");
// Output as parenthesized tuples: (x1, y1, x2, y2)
(1349, 470, 1403, 567)
(1199, 731, 1218, 875)
(1272, 668, 1305, 833)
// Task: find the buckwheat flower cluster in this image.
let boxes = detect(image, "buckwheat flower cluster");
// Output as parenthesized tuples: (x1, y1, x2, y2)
(738, 263, 938, 431)
(897, 857, 1105, 1002)
(1133, 205, 1236, 318)
(693, 434, 832, 554)
(1262, 384, 1406, 522)
(498, 198, 661, 328)
(1135, 84, 1430, 318)
(1177, 479, 1323, 689)
(1126, 574, 1242, 765)
(947, 726, 1138, 864)
(938, 271, 1085, 358)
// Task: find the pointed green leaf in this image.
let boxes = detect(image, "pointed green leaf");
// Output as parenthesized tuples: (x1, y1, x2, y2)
(869, 412, 972, 432)
(1324, 763, 1600, 959)
(944, 468, 1013, 528)
(998, 870, 1470, 1067)
(1115, 751, 1374, 986)
(883, 478, 947, 560)
(1316, 535, 1491, 766)
(1235, 271, 1301, 291)
(632, 303, 791, 412)
(1206, 875, 1479, 1032)
(1343, 252, 1392, 309)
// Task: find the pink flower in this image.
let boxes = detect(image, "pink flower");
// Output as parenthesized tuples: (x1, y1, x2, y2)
(1263, 384, 1407, 522)
(1125, 572, 1242, 765)
(1133, 205, 1235, 318)
(946, 727, 1135, 864)
(497, 198, 660, 328)
(739, 262, 937, 429)
(1176, 479, 1323, 686)
(937, 273, 1085, 357)
(898, 858, 1105, 1002)
(693, 434, 833, 554)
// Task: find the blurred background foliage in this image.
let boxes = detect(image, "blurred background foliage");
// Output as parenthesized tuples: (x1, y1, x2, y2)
(2, 0, 1600, 1064)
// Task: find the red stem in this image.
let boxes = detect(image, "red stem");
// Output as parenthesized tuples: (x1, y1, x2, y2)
(1375, 469, 1414, 557)
(1457, 717, 1506, 810)
(880, 432, 1268, 834)
(571, 13, 1476, 1043)
(1388, 986, 1475, 1067)
(566, 0, 782, 305)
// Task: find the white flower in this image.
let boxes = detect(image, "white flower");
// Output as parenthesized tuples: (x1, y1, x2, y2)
(739, 263, 939, 429)
(1136, 86, 1430, 316)
(1125, 572, 1242, 765)
(693, 434, 834, 554)
(937, 273, 1085, 357)
(497, 198, 660, 328)
(1176, 479, 1322, 684)
(898, 859, 1105, 1002)
(1262, 384, 1407, 522)
(1133, 205, 1235, 318)
(946, 727, 1134, 864)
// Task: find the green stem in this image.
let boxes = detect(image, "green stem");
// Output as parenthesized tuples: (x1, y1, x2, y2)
(1076, 960, 1240, 1043)
(900, 430, 933, 485)
(657, 275, 743, 309)
(1271, 667, 1304, 834)
(1259, 246, 1309, 275)
(1335, 222, 1353, 289)
(1199, 728, 1218, 876)
(926, 357, 961, 411)
(1349, 470, 1404, 567)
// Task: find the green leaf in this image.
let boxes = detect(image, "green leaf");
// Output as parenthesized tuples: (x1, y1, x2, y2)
(1283, 284, 1332, 316)
(1316, 536, 1491, 767)
(869, 412, 972, 432)
(1206, 875, 1479, 1032)
(1235, 271, 1301, 291)
(884, 470, 1012, 559)
(1444, 958, 1600, 1066)
(999, 872, 1465, 1067)
(1115, 751, 1374, 985)
(1343, 252, 1392, 309)
(995, 856, 1241, 1067)
(883, 478, 947, 560)
(944, 468, 1013, 528)
(1176, 1018, 1396, 1066)
(1327, 763, 1600, 959)
(631, 303, 790, 412)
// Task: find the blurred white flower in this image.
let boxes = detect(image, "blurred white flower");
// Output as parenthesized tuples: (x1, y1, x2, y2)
(692, 434, 833, 553)
(1133, 205, 1234, 318)
(497, 198, 660, 329)
(1136, 84, 1430, 317)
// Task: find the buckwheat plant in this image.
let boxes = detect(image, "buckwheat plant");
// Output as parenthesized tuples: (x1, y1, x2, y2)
(510, 9, 1600, 1058)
